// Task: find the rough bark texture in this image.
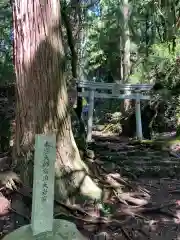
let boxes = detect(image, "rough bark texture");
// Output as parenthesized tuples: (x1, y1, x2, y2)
(13, 0, 101, 203)
(62, 3, 86, 148)
(176, 97, 180, 136)
(177, 125, 180, 136)
(120, 0, 131, 114)
(122, 0, 130, 83)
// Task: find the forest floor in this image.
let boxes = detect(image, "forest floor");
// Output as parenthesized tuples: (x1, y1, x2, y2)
(83, 130, 180, 240)
(0, 130, 180, 239)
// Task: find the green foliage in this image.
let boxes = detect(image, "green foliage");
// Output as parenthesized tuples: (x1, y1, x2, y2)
(100, 202, 112, 216)
(81, 0, 180, 134)
(84, 0, 180, 83)
(0, 1, 14, 85)
(84, 0, 123, 78)
(132, 42, 180, 90)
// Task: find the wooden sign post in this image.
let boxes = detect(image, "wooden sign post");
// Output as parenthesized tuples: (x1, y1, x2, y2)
(3, 134, 85, 240)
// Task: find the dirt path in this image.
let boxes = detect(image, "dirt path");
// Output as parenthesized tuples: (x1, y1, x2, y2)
(89, 131, 180, 239)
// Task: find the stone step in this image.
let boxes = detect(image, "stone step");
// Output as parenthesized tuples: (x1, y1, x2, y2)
(110, 160, 180, 167)
(100, 155, 177, 163)
(97, 149, 170, 157)
(97, 151, 127, 157)
(126, 151, 169, 157)
(121, 165, 180, 178)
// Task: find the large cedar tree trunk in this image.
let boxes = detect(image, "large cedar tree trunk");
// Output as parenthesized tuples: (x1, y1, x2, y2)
(12, 0, 101, 203)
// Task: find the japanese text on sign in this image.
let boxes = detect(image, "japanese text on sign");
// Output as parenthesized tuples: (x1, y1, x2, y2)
(41, 141, 52, 202)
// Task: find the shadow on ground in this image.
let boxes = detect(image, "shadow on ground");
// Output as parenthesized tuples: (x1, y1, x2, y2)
(84, 131, 180, 239)
(1, 131, 180, 239)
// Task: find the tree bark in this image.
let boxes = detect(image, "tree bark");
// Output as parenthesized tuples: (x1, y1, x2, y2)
(12, 0, 101, 203)
(176, 97, 180, 136)
(120, 0, 131, 114)
(122, 0, 130, 83)
(62, 3, 86, 148)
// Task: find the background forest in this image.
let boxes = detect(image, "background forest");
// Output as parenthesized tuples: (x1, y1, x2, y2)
(1, 1, 180, 239)
(1, 0, 180, 136)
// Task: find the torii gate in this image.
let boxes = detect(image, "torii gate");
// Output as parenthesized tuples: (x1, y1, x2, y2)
(77, 81, 154, 142)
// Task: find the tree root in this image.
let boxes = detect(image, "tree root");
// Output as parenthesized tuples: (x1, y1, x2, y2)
(120, 227, 132, 240)
(0, 178, 176, 240)
(0, 171, 21, 190)
(17, 186, 131, 226)
(85, 157, 150, 208)
(102, 173, 149, 206)
(16, 183, 178, 229)
(116, 201, 178, 219)
(169, 189, 180, 194)
(118, 192, 149, 206)
(1, 157, 178, 240)
(10, 207, 30, 221)
(0, 204, 30, 221)
(54, 212, 130, 226)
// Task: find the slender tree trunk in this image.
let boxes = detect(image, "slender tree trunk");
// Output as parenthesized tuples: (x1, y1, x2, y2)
(61, 3, 86, 149)
(122, 0, 130, 83)
(176, 97, 180, 136)
(120, 0, 131, 114)
(12, 0, 101, 203)
(177, 124, 180, 136)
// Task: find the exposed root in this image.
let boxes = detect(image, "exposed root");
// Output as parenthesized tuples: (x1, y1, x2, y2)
(169, 189, 180, 194)
(17, 186, 131, 226)
(0, 171, 21, 190)
(1, 138, 178, 240)
(108, 173, 136, 191)
(85, 159, 150, 207)
(137, 228, 149, 238)
(54, 212, 130, 226)
(120, 227, 132, 240)
(0, 171, 176, 240)
(82, 152, 179, 226)
(10, 207, 30, 221)
(118, 192, 149, 206)
(116, 201, 178, 219)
